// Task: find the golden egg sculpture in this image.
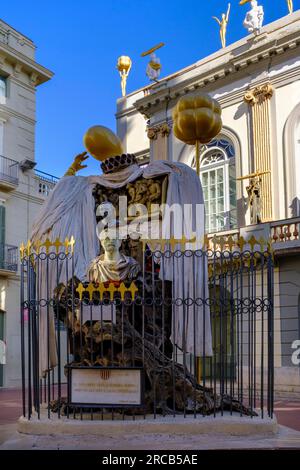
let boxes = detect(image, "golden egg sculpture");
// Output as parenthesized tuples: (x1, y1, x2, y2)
(117, 55, 132, 74)
(83, 125, 124, 162)
(172, 92, 222, 174)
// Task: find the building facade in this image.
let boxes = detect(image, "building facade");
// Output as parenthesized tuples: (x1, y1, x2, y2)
(116, 12, 300, 395)
(0, 20, 56, 387)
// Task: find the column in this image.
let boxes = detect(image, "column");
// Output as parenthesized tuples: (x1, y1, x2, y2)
(244, 83, 274, 222)
(147, 122, 171, 161)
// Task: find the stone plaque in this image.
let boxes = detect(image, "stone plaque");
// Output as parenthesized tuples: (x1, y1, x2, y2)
(70, 368, 143, 406)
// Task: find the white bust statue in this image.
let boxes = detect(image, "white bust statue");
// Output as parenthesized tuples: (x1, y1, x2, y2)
(146, 52, 161, 81)
(243, 0, 264, 35)
(88, 227, 140, 283)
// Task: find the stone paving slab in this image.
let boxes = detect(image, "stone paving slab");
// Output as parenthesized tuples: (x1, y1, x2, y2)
(1, 389, 300, 450)
(1, 423, 300, 450)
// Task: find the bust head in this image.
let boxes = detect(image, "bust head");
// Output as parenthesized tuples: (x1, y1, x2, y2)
(99, 224, 123, 263)
(251, 0, 258, 7)
(89, 227, 141, 283)
(101, 235, 121, 257)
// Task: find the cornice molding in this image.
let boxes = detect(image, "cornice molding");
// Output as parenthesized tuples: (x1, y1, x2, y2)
(133, 26, 300, 119)
(0, 42, 53, 85)
(135, 64, 300, 120)
(0, 20, 35, 49)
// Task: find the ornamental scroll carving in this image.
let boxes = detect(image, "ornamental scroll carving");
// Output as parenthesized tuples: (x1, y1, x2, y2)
(147, 122, 171, 140)
(244, 84, 274, 106)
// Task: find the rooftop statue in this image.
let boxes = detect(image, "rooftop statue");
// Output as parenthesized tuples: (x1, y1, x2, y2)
(287, 0, 293, 14)
(117, 56, 132, 97)
(141, 43, 164, 82)
(146, 52, 161, 82)
(240, 0, 264, 35)
(212, 3, 231, 49)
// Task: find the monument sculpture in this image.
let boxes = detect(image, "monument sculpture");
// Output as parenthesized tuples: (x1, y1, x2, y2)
(29, 91, 257, 416)
(212, 3, 231, 49)
(31, 120, 213, 378)
(141, 43, 164, 82)
(240, 0, 264, 35)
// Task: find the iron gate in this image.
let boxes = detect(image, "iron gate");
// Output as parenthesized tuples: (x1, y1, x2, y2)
(20, 238, 274, 420)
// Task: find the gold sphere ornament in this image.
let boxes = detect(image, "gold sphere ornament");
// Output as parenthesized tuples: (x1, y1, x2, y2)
(117, 55, 132, 74)
(83, 125, 124, 162)
(172, 92, 222, 175)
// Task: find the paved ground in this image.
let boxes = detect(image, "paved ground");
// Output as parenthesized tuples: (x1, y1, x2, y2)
(1, 388, 300, 449)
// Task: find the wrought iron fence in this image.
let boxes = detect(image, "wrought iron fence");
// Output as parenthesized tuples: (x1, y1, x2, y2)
(20, 241, 274, 421)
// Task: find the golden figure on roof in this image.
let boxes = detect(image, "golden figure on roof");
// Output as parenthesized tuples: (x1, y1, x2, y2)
(287, 0, 294, 14)
(212, 3, 231, 48)
(117, 55, 132, 97)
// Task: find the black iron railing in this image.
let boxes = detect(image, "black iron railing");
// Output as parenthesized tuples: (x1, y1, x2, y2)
(0, 244, 18, 271)
(0, 155, 19, 185)
(20, 245, 274, 421)
(34, 169, 60, 184)
(34, 170, 59, 196)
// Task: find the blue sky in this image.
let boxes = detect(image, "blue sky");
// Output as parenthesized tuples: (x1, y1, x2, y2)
(1, 0, 293, 176)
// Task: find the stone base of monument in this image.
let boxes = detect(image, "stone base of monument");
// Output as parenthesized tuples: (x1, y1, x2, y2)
(17, 411, 278, 437)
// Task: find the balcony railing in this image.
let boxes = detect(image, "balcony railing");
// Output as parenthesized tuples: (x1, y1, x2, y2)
(34, 169, 60, 184)
(0, 155, 19, 186)
(0, 244, 18, 272)
(34, 169, 59, 196)
(271, 218, 300, 244)
(206, 217, 300, 252)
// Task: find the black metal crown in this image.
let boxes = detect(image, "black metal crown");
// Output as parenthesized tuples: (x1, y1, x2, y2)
(101, 153, 137, 174)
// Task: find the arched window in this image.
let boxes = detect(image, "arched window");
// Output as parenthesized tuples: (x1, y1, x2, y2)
(199, 138, 237, 233)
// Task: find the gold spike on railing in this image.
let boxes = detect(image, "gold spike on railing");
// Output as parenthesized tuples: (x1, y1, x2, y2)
(75, 281, 139, 302)
(20, 236, 76, 259)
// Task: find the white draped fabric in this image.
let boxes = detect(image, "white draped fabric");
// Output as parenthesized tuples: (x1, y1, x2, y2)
(31, 161, 212, 376)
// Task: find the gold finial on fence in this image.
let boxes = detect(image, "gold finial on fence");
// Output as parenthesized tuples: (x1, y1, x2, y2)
(142, 236, 198, 252)
(118, 282, 127, 301)
(141, 234, 275, 253)
(20, 242, 25, 259)
(75, 281, 139, 302)
(20, 236, 76, 259)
